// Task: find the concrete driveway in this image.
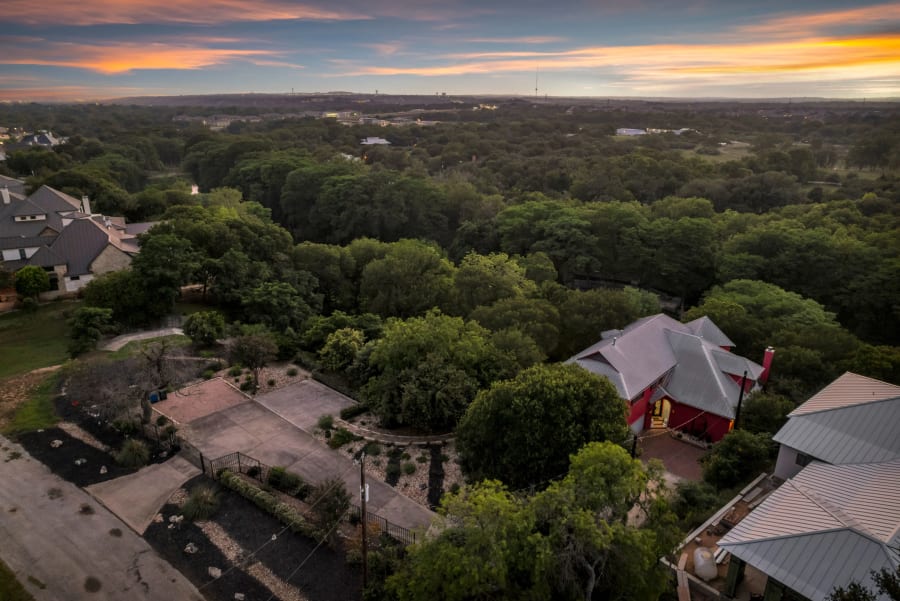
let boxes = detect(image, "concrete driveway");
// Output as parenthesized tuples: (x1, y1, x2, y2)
(86, 455, 201, 534)
(255, 378, 355, 430)
(0, 435, 204, 601)
(183, 382, 434, 533)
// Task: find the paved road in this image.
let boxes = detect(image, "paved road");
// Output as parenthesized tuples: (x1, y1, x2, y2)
(185, 382, 435, 533)
(101, 327, 184, 352)
(0, 435, 204, 601)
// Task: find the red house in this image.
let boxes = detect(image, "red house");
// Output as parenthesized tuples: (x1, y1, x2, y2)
(569, 314, 772, 442)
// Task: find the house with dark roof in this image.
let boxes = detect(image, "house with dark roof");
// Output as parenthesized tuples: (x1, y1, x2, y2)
(715, 372, 900, 601)
(569, 314, 771, 442)
(0, 177, 149, 298)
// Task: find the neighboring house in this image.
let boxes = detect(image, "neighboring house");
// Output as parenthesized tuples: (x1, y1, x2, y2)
(718, 373, 900, 601)
(569, 314, 771, 442)
(0, 178, 149, 298)
(360, 136, 391, 145)
(5, 130, 66, 151)
(616, 128, 647, 136)
(772, 372, 900, 480)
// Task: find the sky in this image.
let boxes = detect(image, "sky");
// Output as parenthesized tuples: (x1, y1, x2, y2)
(1, 0, 899, 102)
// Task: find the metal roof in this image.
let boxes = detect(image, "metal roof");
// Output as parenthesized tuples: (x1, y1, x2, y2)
(791, 372, 900, 416)
(720, 459, 900, 601)
(569, 313, 762, 417)
(40, 218, 111, 276)
(773, 396, 900, 465)
(684, 316, 735, 348)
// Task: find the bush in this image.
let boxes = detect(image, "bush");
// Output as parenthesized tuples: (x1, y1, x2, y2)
(115, 439, 150, 467)
(364, 442, 382, 456)
(317, 414, 334, 431)
(702, 430, 774, 489)
(156, 415, 169, 427)
(328, 427, 359, 449)
(402, 462, 416, 475)
(228, 365, 242, 377)
(340, 403, 367, 420)
(202, 369, 216, 380)
(308, 477, 352, 543)
(182, 485, 220, 521)
(385, 463, 402, 479)
(287, 367, 299, 377)
(416, 454, 428, 463)
(267, 378, 276, 387)
(266, 466, 310, 497)
(239, 380, 254, 391)
(218, 470, 317, 538)
(671, 480, 728, 530)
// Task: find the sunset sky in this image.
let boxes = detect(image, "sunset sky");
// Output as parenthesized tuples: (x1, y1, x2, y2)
(1, 0, 899, 101)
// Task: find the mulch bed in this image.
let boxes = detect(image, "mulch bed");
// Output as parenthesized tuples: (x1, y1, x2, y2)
(16, 427, 142, 487)
(146, 475, 362, 601)
(427, 445, 445, 509)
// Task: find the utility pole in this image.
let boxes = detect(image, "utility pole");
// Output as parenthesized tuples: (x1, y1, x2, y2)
(734, 371, 748, 430)
(360, 452, 368, 591)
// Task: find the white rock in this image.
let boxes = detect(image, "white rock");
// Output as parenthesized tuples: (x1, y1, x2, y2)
(50, 440, 63, 448)
(184, 542, 198, 554)
(100, 466, 108, 474)
(208, 567, 222, 578)
(74, 458, 87, 466)
(234, 594, 245, 601)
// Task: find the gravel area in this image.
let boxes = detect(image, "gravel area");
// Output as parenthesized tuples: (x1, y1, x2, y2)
(56, 421, 110, 451)
(215, 362, 311, 395)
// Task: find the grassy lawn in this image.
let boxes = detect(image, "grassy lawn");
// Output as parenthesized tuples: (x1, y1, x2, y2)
(4, 372, 61, 435)
(0, 556, 37, 601)
(0, 302, 73, 380)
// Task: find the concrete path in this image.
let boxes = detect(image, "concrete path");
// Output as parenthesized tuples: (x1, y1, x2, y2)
(184, 391, 435, 533)
(86, 455, 201, 534)
(255, 378, 356, 431)
(101, 327, 184, 352)
(0, 435, 204, 601)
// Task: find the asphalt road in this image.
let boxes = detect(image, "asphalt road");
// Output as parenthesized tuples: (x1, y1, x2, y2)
(0, 435, 204, 601)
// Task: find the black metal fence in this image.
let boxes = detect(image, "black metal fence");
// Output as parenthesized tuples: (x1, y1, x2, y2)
(191, 449, 417, 546)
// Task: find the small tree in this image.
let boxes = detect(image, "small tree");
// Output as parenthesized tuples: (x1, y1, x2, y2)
(183, 310, 226, 347)
(827, 566, 900, 601)
(702, 430, 773, 489)
(67, 306, 114, 357)
(319, 327, 365, 372)
(308, 477, 351, 545)
(229, 332, 277, 392)
(14, 265, 50, 300)
(740, 392, 795, 435)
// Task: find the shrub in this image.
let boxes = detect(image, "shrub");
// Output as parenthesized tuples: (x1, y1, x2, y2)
(402, 462, 416, 475)
(340, 404, 367, 420)
(416, 454, 428, 463)
(702, 430, 774, 489)
(401, 452, 411, 460)
(156, 415, 169, 427)
(239, 380, 254, 391)
(287, 367, 299, 377)
(267, 378, 276, 387)
(218, 470, 317, 538)
(671, 480, 727, 530)
(228, 365, 242, 377)
(317, 414, 334, 431)
(246, 466, 261, 479)
(202, 369, 216, 380)
(115, 439, 149, 467)
(308, 477, 352, 544)
(385, 463, 402, 479)
(182, 485, 220, 521)
(266, 466, 310, 497)
(328, 427, 358, 449)
(364, 442, 382, 456)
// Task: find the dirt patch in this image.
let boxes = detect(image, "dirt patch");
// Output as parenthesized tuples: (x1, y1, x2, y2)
(0, 367, 60, 431)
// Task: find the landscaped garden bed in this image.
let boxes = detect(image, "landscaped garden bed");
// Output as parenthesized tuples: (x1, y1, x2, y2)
(145, 475, 362, 601)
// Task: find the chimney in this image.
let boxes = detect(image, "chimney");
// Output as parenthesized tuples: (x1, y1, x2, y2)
(81, 195, 92, 215)
(1, 186, 9, 205)
(759, 346, 775, 385)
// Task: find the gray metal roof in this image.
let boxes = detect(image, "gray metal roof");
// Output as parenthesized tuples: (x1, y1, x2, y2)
(773, 396, 900, 465)
(569, 313, 762, 417)
(0, 174, 26, 196)
(720, 459, 900, 601)
(27, 244, 65, 268)
(684, 316, 736, 348)
(791, 372, 900, 416)
(40, 218, 111, 276)
(0, 235, 49, 250)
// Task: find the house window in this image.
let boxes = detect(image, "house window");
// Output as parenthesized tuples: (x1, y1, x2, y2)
(18, 248, 26, 259)
(69, 275, 80, 281)
(795, 452, 813, 467)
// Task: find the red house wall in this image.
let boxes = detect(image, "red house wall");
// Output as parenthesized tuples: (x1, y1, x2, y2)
(628, 387, 653, 427)
(667, 400, 732, 442)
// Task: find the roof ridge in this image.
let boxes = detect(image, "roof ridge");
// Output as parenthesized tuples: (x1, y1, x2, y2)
(792, 481, 877, 540)
(791, 395, 900, 417)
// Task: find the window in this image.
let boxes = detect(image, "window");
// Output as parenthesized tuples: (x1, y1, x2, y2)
(69, 275, 80, 281)
(795, 452, 813, 467)
(18, 248, 26, 259)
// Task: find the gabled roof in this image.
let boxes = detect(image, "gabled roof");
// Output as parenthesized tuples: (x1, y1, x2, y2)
(720, 459, 900, 601)
(25, 186, 82, 213)
(0, 174, 26, 196)
(684, 315, 735, 347)
(791, 372, 900, 416)
(0, 185, 85, 238)
(27, 244, 66, 268)
(569, 313, 762, 418)
(773, 395, 900, 466)
(38, 218, 111, 276)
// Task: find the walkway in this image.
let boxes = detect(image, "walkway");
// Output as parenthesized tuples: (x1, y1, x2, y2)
(0, 435, 204, 601)
(86, 455, 201, 534)
(101, 327, 184, 352)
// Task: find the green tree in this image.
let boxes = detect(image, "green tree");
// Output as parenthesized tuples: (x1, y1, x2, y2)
(307, 477, 352, 545)
(67, 306, 114, 357)
(182, 311, 225, 347)
(740, 393, 794, 435)
(470, 296, 561, 358)
(131, 233, 199, 317)
(241, 280, 320, 332)
(318, 327, 365, 372)
(14, 265, 50, 300)
(457, 364, 628, 490)
(702, 430, 773, 490)
(451, 252, 536, 316)
(229, 332, 277, 392)
(363, 310, 511, 431)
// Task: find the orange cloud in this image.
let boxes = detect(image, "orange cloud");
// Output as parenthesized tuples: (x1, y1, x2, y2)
(3, 0, 368, 25)
(736, 3, 900, 37)
(0, 86, 144, 102)
(0, 40, 278, 74)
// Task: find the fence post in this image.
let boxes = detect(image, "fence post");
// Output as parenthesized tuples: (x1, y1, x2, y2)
(200, 452, 205, 474)
(237, 453, 242, 474)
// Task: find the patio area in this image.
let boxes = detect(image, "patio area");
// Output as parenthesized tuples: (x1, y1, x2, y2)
(639, 429, 707, 481)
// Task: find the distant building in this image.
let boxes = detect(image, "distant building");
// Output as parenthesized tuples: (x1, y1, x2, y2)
(360, 137, 391, 146)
